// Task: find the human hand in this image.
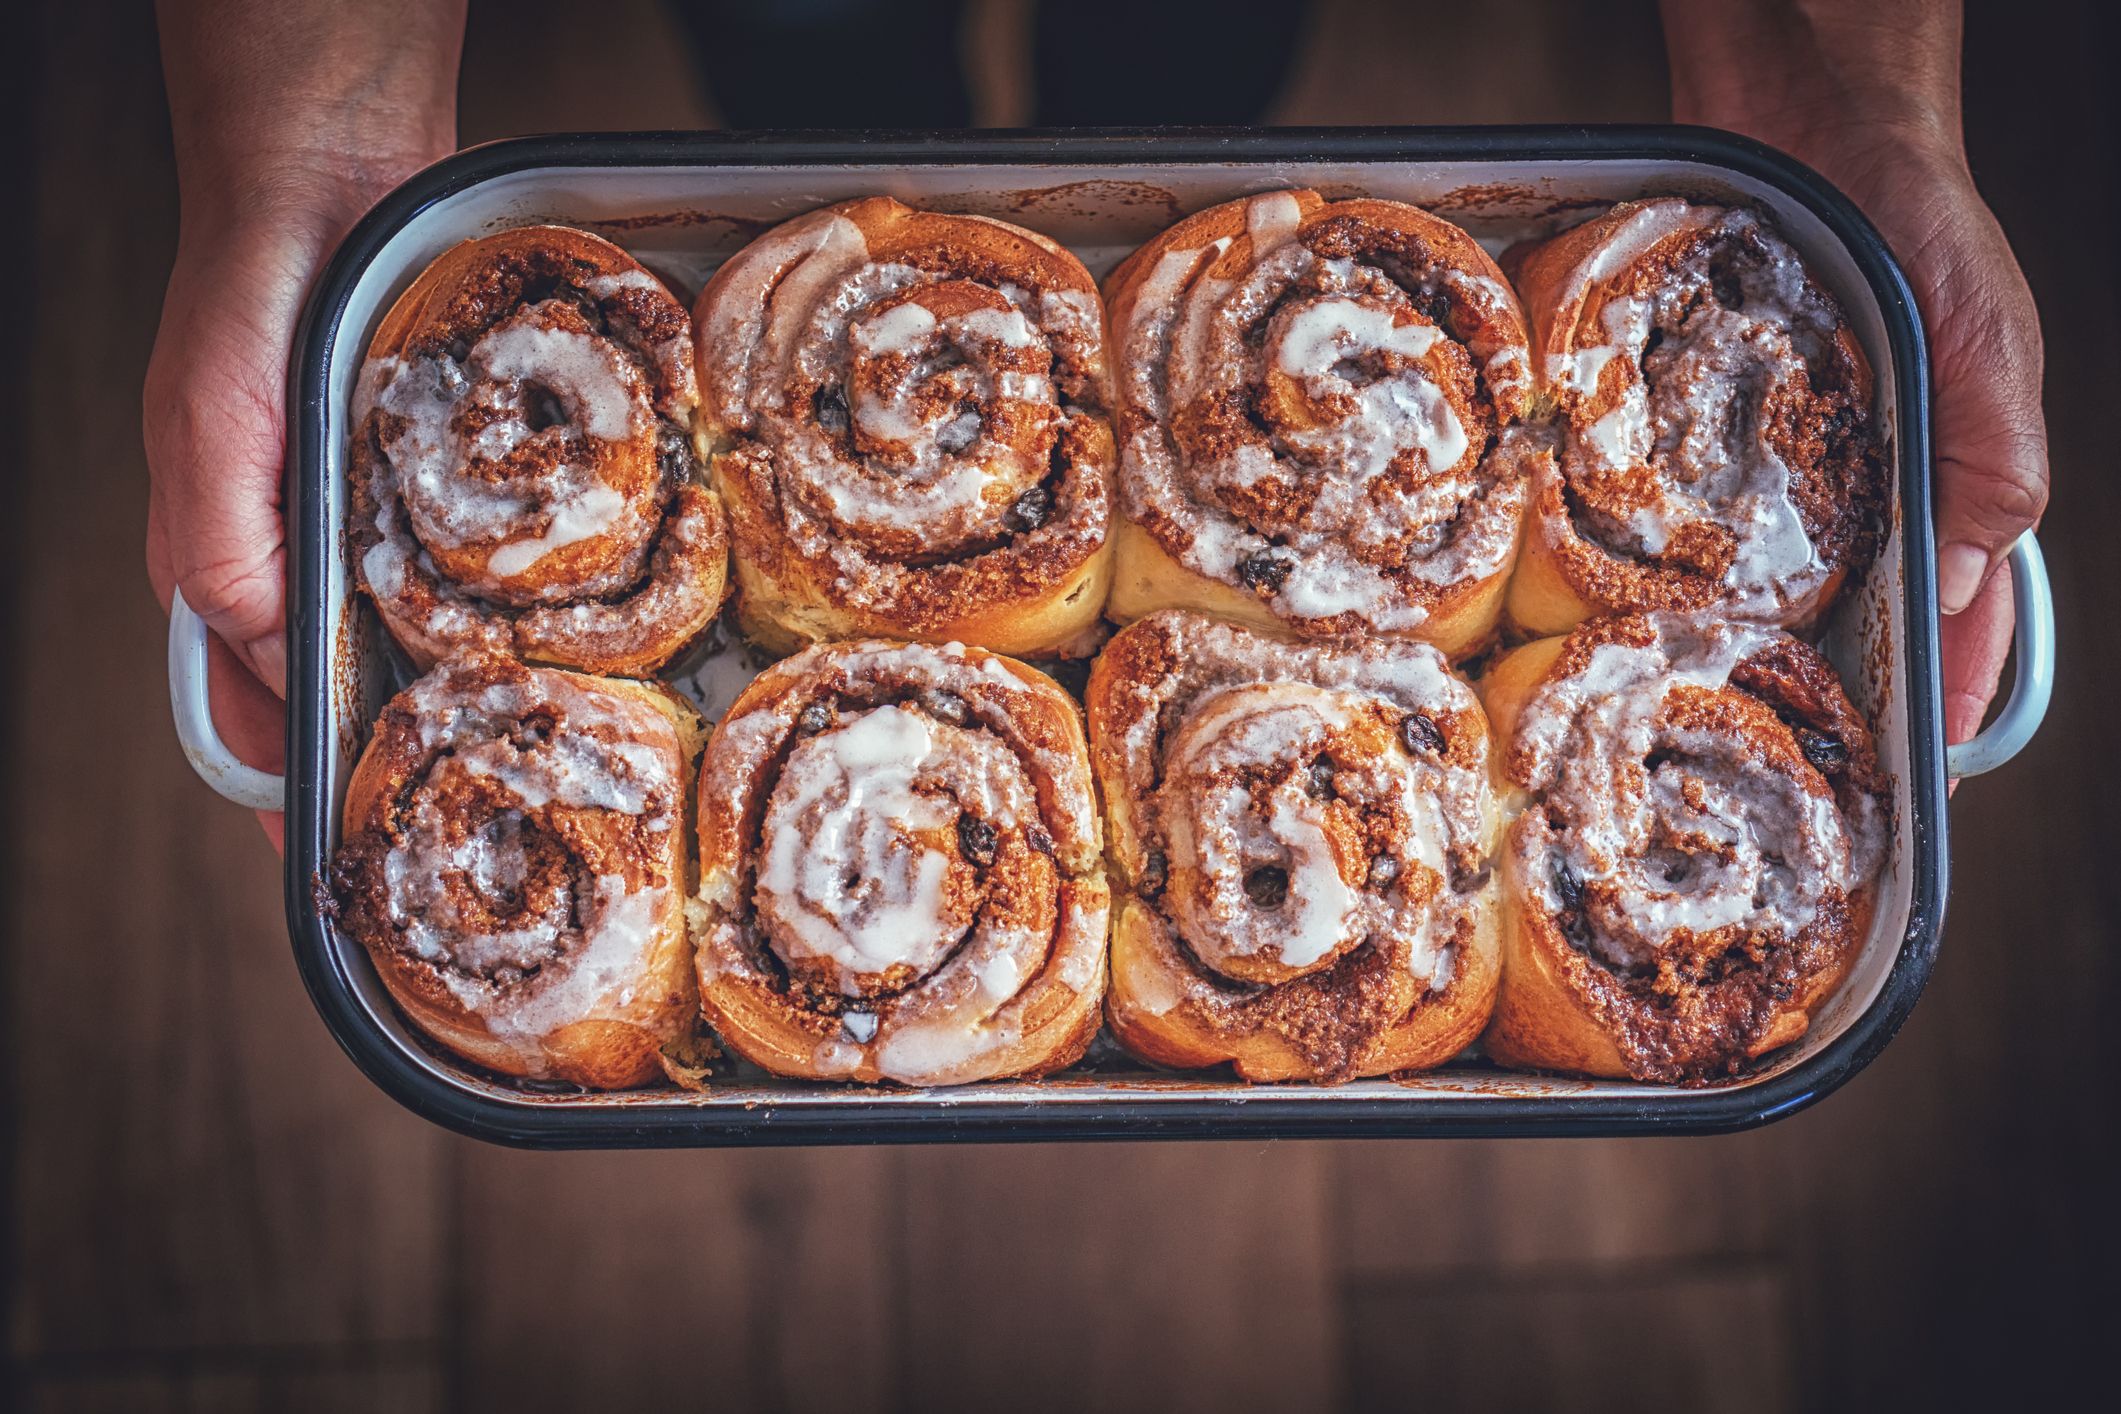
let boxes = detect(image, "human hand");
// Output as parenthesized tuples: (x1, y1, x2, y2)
(1661, 0, 2048, 752)
(146, 0, 463, 850)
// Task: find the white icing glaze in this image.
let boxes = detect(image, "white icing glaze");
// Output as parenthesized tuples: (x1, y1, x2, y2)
(1510, 614, 1884, 964)
(365, 668, 684, 1068)
(695, 639, 1108, 1085)
(757, 705, 960, 986)
(696, 203, 1110, 615)
(1116, 194, 1528, 633)
(1544, 202, 1861, 616)
(1108, 612, 1491, 1009)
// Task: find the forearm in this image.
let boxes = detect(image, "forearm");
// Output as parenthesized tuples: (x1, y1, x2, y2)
(1659, 0, 1963, 163)
(156, 0, 466, 227)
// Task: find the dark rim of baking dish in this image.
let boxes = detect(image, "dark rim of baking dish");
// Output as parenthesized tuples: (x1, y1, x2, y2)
(284, 126, 1947, 1148)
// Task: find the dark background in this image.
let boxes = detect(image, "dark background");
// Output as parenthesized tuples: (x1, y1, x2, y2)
(6, 0, 2115, 1408)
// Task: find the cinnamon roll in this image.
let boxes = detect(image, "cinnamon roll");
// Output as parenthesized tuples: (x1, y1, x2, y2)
(1479, 613, 1890, 1082)
(1086, 611, 1502, 1082)
(351, 226, 728, 677)
(1104, 191, 1534, 659)
(693, 640, 1108, 1084)
(330, 658, 703, 1089)
(693, 198, 1115, 659)
(1504, 199, 1886, 634)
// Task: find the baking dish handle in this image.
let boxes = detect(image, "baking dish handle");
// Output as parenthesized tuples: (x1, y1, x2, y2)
(1946, 531, 2054, 779)
(168, 588, 287, 811)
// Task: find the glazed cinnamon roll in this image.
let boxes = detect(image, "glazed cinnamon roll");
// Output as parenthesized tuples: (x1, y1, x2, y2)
(1086, 611, 1502, 1082)
(1104, 191, 1534, 659)
(351, 226, 728, 676)
(1480, 613, 1890, 1082)
(693, 198, 1115, 659)
(1505, 199, 1886, 634)
(693, 640, 1108, 1084)
(330, 659, 703, 1089)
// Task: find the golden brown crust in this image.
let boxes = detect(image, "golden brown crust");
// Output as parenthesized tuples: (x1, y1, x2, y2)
(692, 639, 1108, 1085)
(331, 658, 704, 1089)
(693, 198, 1114, 658)
(1103, 191, 1533, 658)
(1086, 611, 1502, 1082)
(1478, 614, 1889, 1082)
(349, 225, 728, 676)
(1503, 199, 1885, 635)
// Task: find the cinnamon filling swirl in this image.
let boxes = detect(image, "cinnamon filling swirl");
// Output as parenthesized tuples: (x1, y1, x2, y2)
(331, 660, 691, 1076)
(350, 229, 725, 674)
(695, 198, 1112, 643)
(1527, 201, 1884, 620)
(1111, 191, 1533, 635)
(694, 640, 1107, 1085)
(1091, 611, 1500, 1081)
(1503, 614, 1888, 1080)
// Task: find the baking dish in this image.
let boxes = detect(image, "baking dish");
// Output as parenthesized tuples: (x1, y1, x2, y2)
(168, 128, 2053, 1147)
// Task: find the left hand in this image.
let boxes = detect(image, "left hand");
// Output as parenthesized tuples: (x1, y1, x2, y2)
(1660, 0, 2049, 751)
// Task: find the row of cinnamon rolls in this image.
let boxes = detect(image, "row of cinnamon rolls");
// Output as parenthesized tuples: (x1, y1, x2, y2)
(347, 190, 1885, 676)
(330, 609, 1888, 1089)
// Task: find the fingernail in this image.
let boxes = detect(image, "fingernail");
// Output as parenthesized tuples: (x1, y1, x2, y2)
(1937, 542, 1988, 615)
(246, 635, 289, 696)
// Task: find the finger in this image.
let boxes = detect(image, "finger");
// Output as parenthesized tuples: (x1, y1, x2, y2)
(157, 500, 285, 850)
(1938, 560, 2015, 750)
(207, 621, 289, 857)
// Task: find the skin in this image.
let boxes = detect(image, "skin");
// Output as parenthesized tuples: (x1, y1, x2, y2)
(146, 0, 2045, 851)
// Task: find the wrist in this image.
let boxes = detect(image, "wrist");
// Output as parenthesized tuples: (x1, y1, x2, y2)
(1661, 0, 1965, 168)
(175, 140, 440, 251)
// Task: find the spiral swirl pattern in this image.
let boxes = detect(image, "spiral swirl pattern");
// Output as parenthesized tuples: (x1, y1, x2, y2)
(695, 198, 1114, 655)
(1107, 191, 1534, 644)
(1089, 611, 1501, 1082)
(694, 640, 1108, 1085)
(1494, 613, 1889, 1080)
(1511, 199, 1884, 628)
(331, 659, 698, 1087)
(350, 226, 726, 676)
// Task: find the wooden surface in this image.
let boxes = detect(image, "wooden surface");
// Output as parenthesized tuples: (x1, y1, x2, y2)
(7, 0, 2114, 1408)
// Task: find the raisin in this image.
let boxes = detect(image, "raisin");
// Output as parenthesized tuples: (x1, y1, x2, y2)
(1796, 728, 1848, 773)
(1139, 850, 1168, 897)
(1238, 551, 1292, 593)
(657, 424, 696, 484)
(1243, 865, 1290, 908)
(1007, 485, 1053, 533)
(1401, 713, 1446, 756)
(1555, 862, 1585, 912)
(957, 814, 999, 867)
(1026, 826, 1054, 856)
(813, 383, 850, 434)
(918, 689, 970, 725)
(1367, 855, 1400, 889)
(1306, 756, 1336, 799)
(796, 701, 836, 735)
